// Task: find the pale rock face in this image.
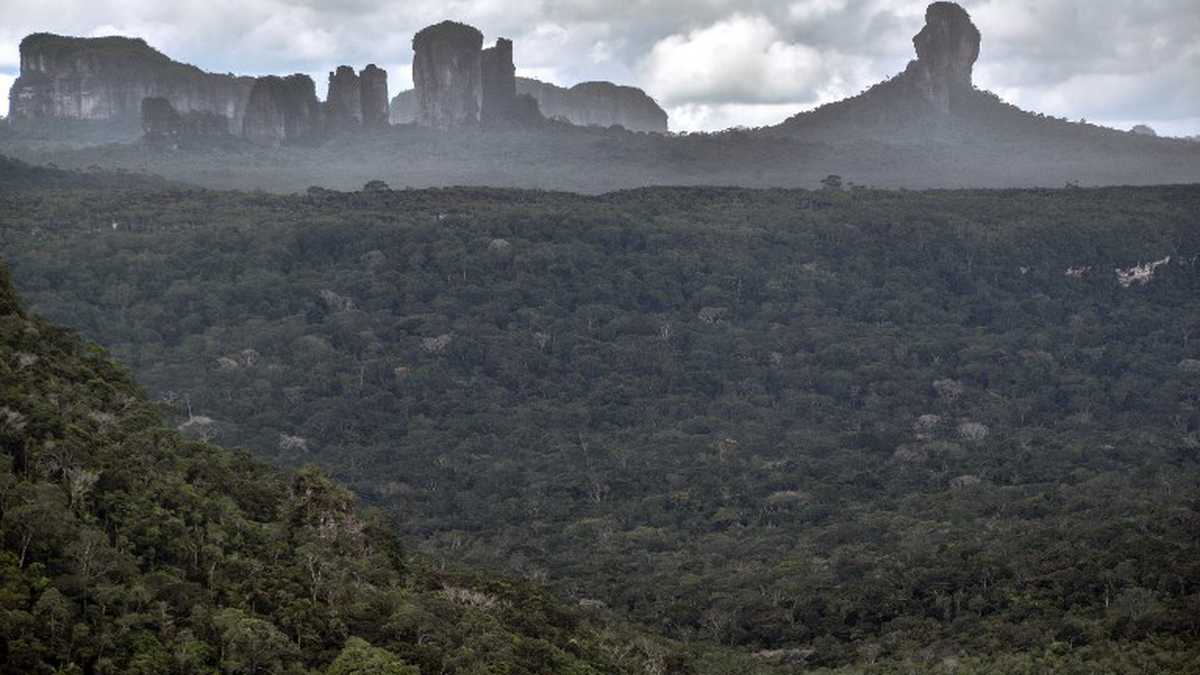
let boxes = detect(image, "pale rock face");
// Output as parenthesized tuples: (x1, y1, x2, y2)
(412, 21, 483, 129)
(9, 33, 253, 133)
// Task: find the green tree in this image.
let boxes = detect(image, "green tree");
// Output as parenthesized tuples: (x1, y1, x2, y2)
(325, 637, 418, 675)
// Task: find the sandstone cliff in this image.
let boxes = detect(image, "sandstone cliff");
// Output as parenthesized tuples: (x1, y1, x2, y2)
(515, 78, 667, 133)
(241, 75, 322, 146)
(325, 65, 363, 131)
(412, 21, 483, 129)
(9, 33, 253, 133)
(360, 64, 390, 128)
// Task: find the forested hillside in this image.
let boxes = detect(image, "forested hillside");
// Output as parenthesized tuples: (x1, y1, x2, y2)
(3, 183, 1200, 672)
(0, 261, 697, 674)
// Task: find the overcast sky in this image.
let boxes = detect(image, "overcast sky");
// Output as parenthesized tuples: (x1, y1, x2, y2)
(1, 0, 1197, 135)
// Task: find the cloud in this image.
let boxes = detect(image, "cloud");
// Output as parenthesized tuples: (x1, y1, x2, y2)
(0, 74, 13, 117)
(641, 14, 868, 106)
(0, 0, 1195, 134)
(668, 102, 805, 132)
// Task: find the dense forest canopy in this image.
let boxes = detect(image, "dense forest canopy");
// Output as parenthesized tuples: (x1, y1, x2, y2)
(0, 257, 704, 674)
(2, 180, 1199, 672)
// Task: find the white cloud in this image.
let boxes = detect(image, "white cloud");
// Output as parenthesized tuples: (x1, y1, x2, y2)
(640, 14, 867, 106)
(0, 73, 14, 117)
(668, 102, 802, 132)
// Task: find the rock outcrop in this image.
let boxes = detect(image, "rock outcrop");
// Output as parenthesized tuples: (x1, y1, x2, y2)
(775, 2, 984, 138)
(9, 33, 253, 133)
(326, 65, 363, 131)
(480, 39, 531, 127)
(901, 1, 981, 113)
(516, 78, 668, 133)
(360, 64, 390, 128)
(412, 21, 483, 129)
(241, 75, 322, 146)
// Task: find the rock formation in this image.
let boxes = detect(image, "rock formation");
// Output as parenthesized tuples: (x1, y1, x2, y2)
(1130, 124, 1157, 137)
(480, 39, 522, 127)
(241, 75, 322, 146)
(360, 64, 390, 128)
(326, 65, 363, 131)
(774, 2, 984, 138)
(901, 1, 981, 113)
(389, 90, 419, 125)
(9, 33, 253, 133)
(412, 21, 483, 129)
(141, 97, 229, 148)
(516, 78, 668, 133)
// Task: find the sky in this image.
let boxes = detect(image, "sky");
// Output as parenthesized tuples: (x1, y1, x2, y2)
(1, 0, 1197, 135)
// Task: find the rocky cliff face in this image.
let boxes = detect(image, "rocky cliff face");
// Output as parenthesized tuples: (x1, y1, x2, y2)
(902, 2, 980, 113)
(9, 33, 253, 133)
(325, 65, 362, 131)
(412, 21, 483, 129)
(481, 38, 535, 127)
(360, 64, 390, 128)
(516, 78, 668, 133)
(241, 75, 322, 146)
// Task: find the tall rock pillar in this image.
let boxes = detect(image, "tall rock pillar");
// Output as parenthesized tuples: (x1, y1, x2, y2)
(360, 64, 390, 128)
(480, 38, 517, 126)
(904, 2, 981, 113)
(326, 65, 363, 131)
(412, 21, 483, 129)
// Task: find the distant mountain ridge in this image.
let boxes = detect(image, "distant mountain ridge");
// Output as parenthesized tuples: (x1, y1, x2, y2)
(1, 2, 1197, 191)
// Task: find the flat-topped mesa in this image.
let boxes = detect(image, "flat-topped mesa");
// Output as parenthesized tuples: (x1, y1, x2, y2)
(516, 78, 668, 133)
(326, 65, 363, 131)
(241, 74, 322, 146)
(413, 21, 483, 129)
(903, 2, 981, 113)
(360, 64, 390, 128)
(9, 33, 253, 133)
